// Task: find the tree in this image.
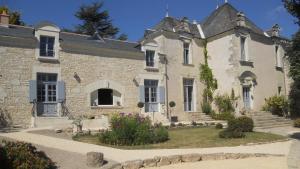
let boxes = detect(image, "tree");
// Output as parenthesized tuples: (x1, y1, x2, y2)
(283, 0, 300, 117)
(0, 6, 25, 25)
(75, 1, 119, 38)
(117, 33, 128, 41)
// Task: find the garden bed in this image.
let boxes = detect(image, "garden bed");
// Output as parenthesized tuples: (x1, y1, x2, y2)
(73, 127, 287, 149)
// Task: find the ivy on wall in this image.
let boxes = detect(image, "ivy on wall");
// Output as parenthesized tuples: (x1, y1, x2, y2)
(199, 40, 218, 103)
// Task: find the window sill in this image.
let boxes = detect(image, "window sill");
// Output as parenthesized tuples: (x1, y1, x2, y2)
(182, 63, 194, 67)
(239, 60, 253, 67)
(38, 56, 59, 62)
(144, 67, 159, 71)
(91, 105, 123, 109)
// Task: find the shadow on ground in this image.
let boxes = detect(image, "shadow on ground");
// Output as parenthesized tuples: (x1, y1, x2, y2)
(290, 132, 300, 140)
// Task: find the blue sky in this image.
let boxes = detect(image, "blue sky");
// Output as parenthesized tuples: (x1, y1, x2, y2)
(5, 0, 298, 41)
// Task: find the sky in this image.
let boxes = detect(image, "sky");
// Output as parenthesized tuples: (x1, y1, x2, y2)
(4, 0, 299, 41)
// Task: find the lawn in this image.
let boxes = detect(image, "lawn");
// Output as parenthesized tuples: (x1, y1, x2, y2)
(73, 127, 287, 149)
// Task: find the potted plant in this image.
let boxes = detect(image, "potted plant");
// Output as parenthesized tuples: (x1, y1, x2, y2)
(137, 102, 144, 114)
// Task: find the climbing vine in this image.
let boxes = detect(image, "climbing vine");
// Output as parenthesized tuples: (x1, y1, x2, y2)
(199, 40, 218, 103)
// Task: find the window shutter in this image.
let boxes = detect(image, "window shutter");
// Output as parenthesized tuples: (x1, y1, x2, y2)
(57, 81, 65, 103)
(139, 85, 145, 103)
(29, 80, 37, 103)
(159, 86, 165, 104)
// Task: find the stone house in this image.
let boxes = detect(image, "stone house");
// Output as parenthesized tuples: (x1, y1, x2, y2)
(0, 3, 290, 128)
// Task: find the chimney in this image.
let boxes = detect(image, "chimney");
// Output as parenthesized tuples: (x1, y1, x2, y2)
(271, 24, 280, 37)
(0, 10, 9, 27)
(236, 12, 246, 27)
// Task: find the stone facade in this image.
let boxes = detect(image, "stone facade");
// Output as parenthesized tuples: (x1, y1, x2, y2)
(0, 3, 291, 127)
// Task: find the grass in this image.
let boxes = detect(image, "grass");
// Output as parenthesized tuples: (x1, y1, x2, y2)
(73, 127, 287, 150)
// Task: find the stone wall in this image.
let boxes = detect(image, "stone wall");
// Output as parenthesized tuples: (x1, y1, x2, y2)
(0, 45, 145, 127)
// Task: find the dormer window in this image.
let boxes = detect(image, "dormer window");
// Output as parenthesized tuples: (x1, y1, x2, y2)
(183, 42, 190, 64)
(145, 50, 155, 67)
(40, 36, 55, 57)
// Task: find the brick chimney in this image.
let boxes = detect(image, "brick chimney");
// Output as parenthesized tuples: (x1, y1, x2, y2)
(0, 10, 9, 27)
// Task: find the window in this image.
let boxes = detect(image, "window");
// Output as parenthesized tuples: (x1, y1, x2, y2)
(40, 36, 55, 57)
(98, 89, 113, 105)
(278, 86, 282, 95)
(183, 43, 190, 64)
(183, 78, 194, 112)
(37, 73, 57, 103)
(145, 50, 155, 67)
(275, 46, 282, 67)
(144, 79, 158, 112)
(240, 36, 247, 61)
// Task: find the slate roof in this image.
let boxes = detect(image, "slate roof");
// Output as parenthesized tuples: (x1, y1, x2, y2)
(151, 17, 201, 38)
(201, 3, 265, 38)
(0, 24, 141, 54)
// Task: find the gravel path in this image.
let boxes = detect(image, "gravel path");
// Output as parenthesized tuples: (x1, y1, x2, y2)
(0, 130, 292, 163)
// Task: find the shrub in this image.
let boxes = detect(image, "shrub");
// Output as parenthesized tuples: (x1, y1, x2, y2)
(215, 123, 223, 129)
(170, 122, 176, 128)
(211, 112, 235, 121)
(227, 117, 254, 132)
(191, 121, 197, 126)
(294, 118, 300, 128)
(137, 102, 144, 108)
(169, 101, 176, 108)
(219, 128, 245, 138)
(262, 95, 289, 116)
(214, 94, 235, 113)
(201, 102, 213, 115)
(152, 124, 169, 143)
(99, 113, 169, 145)
(0, 141, 56, 169)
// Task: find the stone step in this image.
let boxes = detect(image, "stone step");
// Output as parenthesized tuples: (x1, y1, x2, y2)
(34, 117, 73, 129)
(251, 111, 293, 129)
(255, 123, 292, 129)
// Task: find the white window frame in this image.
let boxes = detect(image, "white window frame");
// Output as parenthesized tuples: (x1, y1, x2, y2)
(275, 45, 282, 68)
(145, 50, 155, 67)
(39, 35, 55, 57)
(183, 78, 194, 112)
(35, 25, 60, 61)
(240, 35, 249, 61)
(183, 42, 190, 64)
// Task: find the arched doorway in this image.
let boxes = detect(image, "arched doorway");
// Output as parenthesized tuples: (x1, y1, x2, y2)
(239, 71, 257, 110)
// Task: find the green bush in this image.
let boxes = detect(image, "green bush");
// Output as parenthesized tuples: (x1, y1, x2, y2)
(227, 117, 254, 132)
(152, 124, 169, 143)
(211, 112, 235, 121)
(0, 141, 56, 169)
(219, 128, 245, 138)
(215, 123, 223, 129)
(201, 102, 213, 115)
(214, 94, 235, 113)
(99, 113, 169, 145)
(262, 95, 289, 116)
(294, 118, 300, 128)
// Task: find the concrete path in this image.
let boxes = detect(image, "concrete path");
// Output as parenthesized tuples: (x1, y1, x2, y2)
(256, 126, 300, 169)
(0, 130, 292, 163)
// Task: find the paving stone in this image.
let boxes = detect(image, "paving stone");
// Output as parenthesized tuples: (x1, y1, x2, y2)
(86, 152, 104, 167)
(181, 153, 201, 162)
(143, 158, 157, 168)
(122, 160, 143, 169)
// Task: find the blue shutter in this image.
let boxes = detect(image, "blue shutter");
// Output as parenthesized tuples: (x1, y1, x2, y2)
(57, 81, 65, 103)
(159, 86, 165, 104)
(29, 80, 37, 103)
(139, 85, 145, 103)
